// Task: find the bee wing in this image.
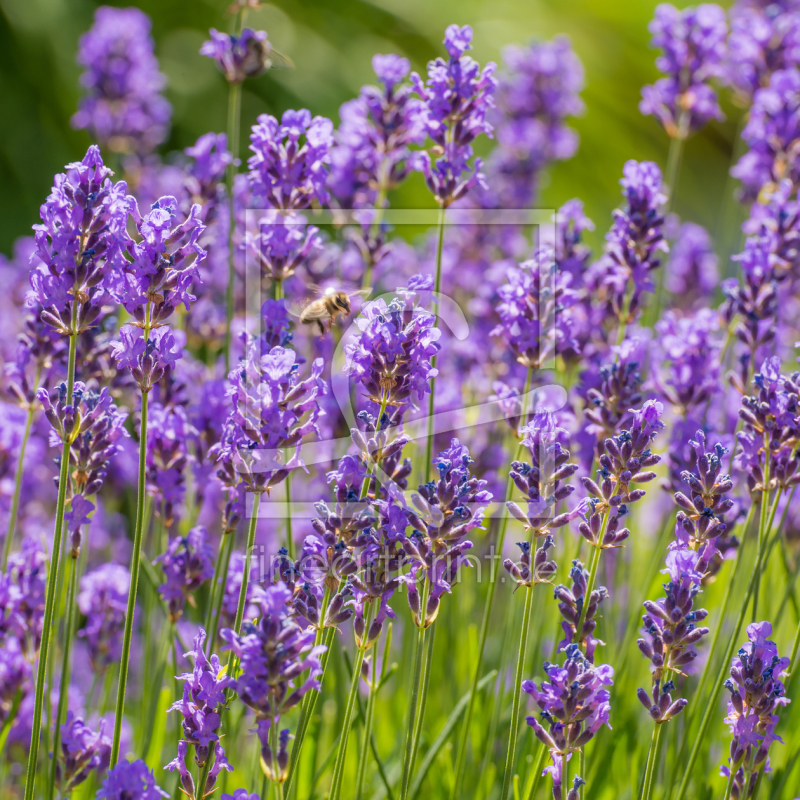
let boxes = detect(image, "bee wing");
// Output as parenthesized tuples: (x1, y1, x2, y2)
(267, 48, 295, 71)
(350, 288, 373, 300)
(295, 302, 330, 321)
(287, 301, 306, 319)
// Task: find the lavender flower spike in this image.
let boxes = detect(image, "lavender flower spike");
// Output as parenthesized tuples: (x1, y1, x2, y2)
(411, 25, 498, 206)
(201, 28, 274, 83)
(155, 527, 215, 623)
(96, 759, 169, 800)
(720, 622, 790, 799)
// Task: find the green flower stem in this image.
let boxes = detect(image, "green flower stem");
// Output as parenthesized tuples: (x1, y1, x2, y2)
(673, 487, 783, 800)
(196, 491, 262, 797)
(284, 472, 294, 559)
(329, 602, 376, 800)
(111, 387, 151, 765)
(640, 722, 663, 800)
(23, 324, 77, 800)
(209, 530, 235, 651)
(563, 745, 571, 800)
(270, 722, 285, 800)
(203, 530, 228, 638)
(752, 442, 772, 620)
(722, 755, 745, 800)
(400, 578, 431, 800)
(47, 552, 80, 800)
(354, 636, 380, 800)
(523, 742, 547, 800)
(424, 205, 446, 484)
(451, 365, 534, 800)
(223, 77, 243, 374)
(500, 581, 536, 800)
(2, 392, 37, 570)
(407, 620, 437, 791)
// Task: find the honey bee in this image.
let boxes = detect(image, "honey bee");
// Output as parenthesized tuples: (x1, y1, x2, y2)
(291, 286, 372, 335)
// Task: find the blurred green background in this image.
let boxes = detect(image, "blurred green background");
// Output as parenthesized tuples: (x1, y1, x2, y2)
(0, 0, 743, 258)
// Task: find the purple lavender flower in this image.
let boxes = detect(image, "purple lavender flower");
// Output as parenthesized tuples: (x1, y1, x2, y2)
(185, 132, 232, 215)
(146, 402, 195, 528)
(222, 792, 261, 800)
(72, 6, 171, 154)
(248, 109, 334, 210)
(486, 37, 584, 206)
(248, 210, 323, 286)
(110, 326, 184, 393)
(651, 308, 722, 414)
(636, 548, 710, 722)
(736, 357, 800, 495)
(411, 25, 497, 206)
(0, 636, 30, 726)
(524, 646, 614, 800)
(329, 54, 424, 209)
(554, 561, 608, 662)
(166, 628, 233, 798)
(1, 536, 46, 657)
(221, 583, 325, 776)
(402, 439, 492, 627)
(732, 68, 800, 201)
(640, 3, 728, 138)
(555, 199, 594, 282)
(665, 221, 719, 301)
(212, 344, 327, 494)
(492, 251, 580, 368)
(201, 28, 274, 83)
(344, 288, 440, 426)
(720, 621, 790, 799)
(589, 161, 668, 328)
(77, 562, 130, 670)
(31, 146, 131, 336)
(155, 528, 214, 622)
(96, 759, 169, 800)
(727, 2, 800, 101)
(55, 711, 112, 792)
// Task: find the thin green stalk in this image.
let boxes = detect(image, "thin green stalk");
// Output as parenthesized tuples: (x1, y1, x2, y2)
(424, 205, 446, 483)
(224, 76, 243, 373)
(563, 748, 571, 800)
(407, 620, 437, 790)
(673, 489, 783, 800)
(400, 579, 431, 800)
(111, 388, 150, 765)
(47, 553, 80, 800)
(354, 639, 379, 799)
(209, 531, 235, 651)
(640, 722, 662, 800)
(23, 326, 77, 800)
(2, 396, 37, 570)
(197, 492, 262, 796)
(722, 756, 745, 800)
(329, 602, 376, 800)
(284, 472, 294, 559)
(501, 582, 536, 800)
(139, 621, 177, 759)
(451, 365, 534, 800)
(752, 445, 772, 620)
(524, 743, 547, 800)
(203, 531, 228, 638)
(578, 749, 585, 800)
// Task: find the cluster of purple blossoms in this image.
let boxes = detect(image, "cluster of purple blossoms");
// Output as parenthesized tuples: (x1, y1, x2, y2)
(111, 196, 206, 392)
(344, 283, 441, 427)
(736, 357, 800, 496)
(97, 759, 169, 800)
(72, 6, 171, 154)
(588, 161, 668, 328)
(403, 439, 492, 627)
(720, 622, 790, 799)
(155, 527, 214, 623)
(504, 413, 578, 589)
(38, 382, 127, 553)
(732, 67, 800, 200)
(184, 132, 232, 217)
(221, 583, 325, 783)
(146, 402, 195, 527)
(523, 646, 614, 800)
(640, 3, 728, 138)
(664, 221, 719, 303)
(77, 562, 130, 670)
(486, 37, 585, 207)
(201, 28, 273, 83)
(727, 0, 800, 102)
(213, 344, 327, 494)
(492, 251, 580, 369)
(637, 548, 710, 723)
(55, 711, 111, 793)
(411, 25, 498, 206)
(554, 561, 607, 662)
(1, 536, 46, 658)
(31, 146, 131, 337)
(329, 54, 425, 210)
(167, 629, 233, 799)
(651, 308, 722, 416)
